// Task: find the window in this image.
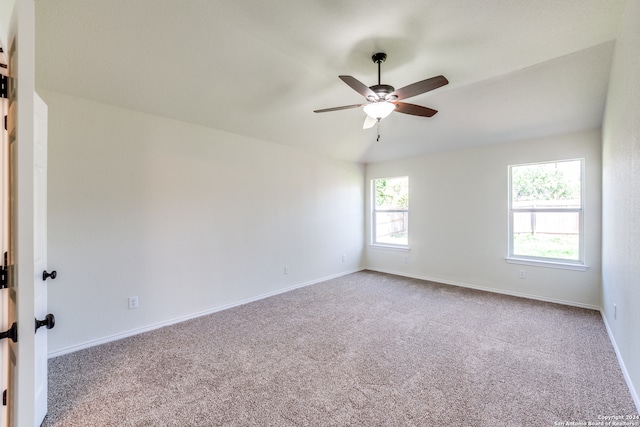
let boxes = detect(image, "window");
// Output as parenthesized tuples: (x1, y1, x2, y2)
(508, 159, 584, 267)
(372, 176, 408, 247)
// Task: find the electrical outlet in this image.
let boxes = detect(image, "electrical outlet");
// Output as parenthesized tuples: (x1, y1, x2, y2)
(342, 254, 346, 263)
(403, 256, 409, 264)
(128, 296, 139, 309)
(518, 270, 526, 279)
(284, 266, 289, 275)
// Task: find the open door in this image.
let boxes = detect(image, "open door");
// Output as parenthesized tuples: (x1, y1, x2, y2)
(1, 2, 52, 426)
(0, 5, 10, 422)
(1, 23, 18, 427)
(0, 73, 14, 427)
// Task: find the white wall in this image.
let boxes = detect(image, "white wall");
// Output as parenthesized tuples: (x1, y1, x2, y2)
(601, 0, 640, 410)
(40, 89, 364, 356)
(365, 129, 602, 308)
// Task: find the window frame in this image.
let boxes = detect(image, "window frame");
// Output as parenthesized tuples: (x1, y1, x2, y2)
(371, 176, 409, 249)
(506, 159, 587, 271)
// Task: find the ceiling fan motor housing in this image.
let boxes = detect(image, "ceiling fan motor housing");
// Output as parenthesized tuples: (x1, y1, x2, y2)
(369, 84, 395, 100)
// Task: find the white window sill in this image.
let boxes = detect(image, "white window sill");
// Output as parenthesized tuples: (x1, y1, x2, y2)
(369, 244, 411, 252)
(505, 257, 588, 271)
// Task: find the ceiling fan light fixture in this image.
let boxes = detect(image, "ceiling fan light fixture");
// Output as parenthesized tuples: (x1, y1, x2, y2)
(363, 102, 396, 120)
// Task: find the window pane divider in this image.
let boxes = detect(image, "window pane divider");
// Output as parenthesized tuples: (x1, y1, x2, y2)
(511, 208, 583, 213)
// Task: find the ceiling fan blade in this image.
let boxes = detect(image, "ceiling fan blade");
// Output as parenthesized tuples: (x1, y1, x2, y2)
(314, 103, 366, 113)
(363, 116, 377, 129)
(339, 75, 378, 100)
(393, 102, 438, 117)
(389, 75, 449, 101)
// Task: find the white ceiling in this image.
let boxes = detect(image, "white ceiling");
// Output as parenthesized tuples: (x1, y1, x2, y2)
(35, 0, 626, 163)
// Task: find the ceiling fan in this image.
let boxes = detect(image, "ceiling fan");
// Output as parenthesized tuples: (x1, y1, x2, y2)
(314, 52, 449, 130)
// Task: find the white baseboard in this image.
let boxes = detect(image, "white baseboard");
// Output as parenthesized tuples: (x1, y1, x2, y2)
(600, 310, 640, 414)
(365, 267, 601, 310)
(48, 268, 365, 359)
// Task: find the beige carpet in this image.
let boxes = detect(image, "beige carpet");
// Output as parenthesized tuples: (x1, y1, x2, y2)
(43, 271, 638, 426)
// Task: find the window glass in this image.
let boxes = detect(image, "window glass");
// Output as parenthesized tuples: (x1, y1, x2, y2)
(512, 212, 580, 260)
(511, 161, 581, 207)
(509, 160, 583, 263)
(372, 177, 408, 246)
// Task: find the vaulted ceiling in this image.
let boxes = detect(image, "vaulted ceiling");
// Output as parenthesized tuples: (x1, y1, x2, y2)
(35, 0, 626, 163)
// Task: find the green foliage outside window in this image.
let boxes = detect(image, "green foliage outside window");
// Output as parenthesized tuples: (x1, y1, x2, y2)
(512, 162, 580, 203)
(375, 177, 408, 209)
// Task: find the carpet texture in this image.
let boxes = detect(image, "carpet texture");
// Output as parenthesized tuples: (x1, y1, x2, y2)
(43, 271, 638, 426)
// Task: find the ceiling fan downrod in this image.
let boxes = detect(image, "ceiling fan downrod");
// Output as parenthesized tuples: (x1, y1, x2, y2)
(372, 52, 387, 86)
(370, 53, 394, 100)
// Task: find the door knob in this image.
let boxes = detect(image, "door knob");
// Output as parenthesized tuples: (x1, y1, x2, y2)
(42, 270, 57, 281)
(35, 314, 55, 332)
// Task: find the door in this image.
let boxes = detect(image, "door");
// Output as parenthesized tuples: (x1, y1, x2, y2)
(3, 95, 17, 427)
(1, 75, 8, 426)
(1, 89, 12, 427)
(2, 92, 49, 427)
(2, 1, 48, 426)
(1, 28, 18, 427)
(2, 44, 18, 426)
(1, 17, 10, 426)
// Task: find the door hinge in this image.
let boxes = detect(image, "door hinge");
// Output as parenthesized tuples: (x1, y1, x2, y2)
(2, 389, 6, 406)
(0, 251, 7, 289)
(0, 74, 14, 99)
(0, 74, 8, 98)
(0, 322, 17, 343)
